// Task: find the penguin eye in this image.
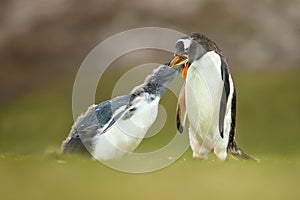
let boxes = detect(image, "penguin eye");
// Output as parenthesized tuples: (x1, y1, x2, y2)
(182, 43, 189, 52)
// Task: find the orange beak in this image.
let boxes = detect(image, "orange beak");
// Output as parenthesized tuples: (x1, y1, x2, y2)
(169, 55, 190, 78)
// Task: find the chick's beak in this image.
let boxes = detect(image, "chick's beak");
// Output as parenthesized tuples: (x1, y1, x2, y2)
(169, 55, 190, 78)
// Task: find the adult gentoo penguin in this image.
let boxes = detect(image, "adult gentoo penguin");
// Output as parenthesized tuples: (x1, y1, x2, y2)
(169, 33, 255, 160)
(62, 64, 180, 160)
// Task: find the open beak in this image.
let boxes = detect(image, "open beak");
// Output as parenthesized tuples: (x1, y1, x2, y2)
(169, 55, 191, 78)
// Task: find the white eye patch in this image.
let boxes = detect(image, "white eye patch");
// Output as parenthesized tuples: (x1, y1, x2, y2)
(177, 39, 191, 50)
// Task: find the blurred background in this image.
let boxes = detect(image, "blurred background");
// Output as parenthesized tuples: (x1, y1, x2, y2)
(0, 0, 300, 199)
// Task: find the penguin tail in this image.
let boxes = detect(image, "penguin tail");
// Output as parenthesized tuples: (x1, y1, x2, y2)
(61, 131, 89, 156)
(227, 139, 259, 162)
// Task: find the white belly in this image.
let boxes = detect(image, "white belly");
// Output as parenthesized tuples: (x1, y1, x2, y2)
(92, 98, 159, 160)
(185, 51, 223, 145)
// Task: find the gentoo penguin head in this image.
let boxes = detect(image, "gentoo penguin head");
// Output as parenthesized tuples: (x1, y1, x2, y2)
(169, 33, 223, 77)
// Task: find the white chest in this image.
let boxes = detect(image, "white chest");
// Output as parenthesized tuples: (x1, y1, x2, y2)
(185, 51, 224, 137)
(92, 98, 159, 160)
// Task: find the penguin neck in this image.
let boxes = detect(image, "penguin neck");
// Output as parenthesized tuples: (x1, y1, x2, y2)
(190, 51, 222, 79)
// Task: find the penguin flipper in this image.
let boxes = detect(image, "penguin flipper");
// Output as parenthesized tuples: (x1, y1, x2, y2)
(176, 83, 187, 133)
(219, 86, 228, 138)
(219, 60, 230, 138)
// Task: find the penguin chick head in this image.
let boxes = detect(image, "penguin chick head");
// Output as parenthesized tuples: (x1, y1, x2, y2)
(131, 64, 180, 98)
(144, 64, 180, 96)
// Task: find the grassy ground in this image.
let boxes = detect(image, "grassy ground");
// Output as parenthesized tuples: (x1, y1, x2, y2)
(0, 153, 300, 200)
(0, 69, 300, 199)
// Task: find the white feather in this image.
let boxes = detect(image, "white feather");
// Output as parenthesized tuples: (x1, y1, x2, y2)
(177, 39, 192, 50)
(92, 95, 159, 160)
(185, 51, 230, 159)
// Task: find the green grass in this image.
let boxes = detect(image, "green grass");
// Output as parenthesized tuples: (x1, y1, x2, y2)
(0, 153, 299, 200)
(0, 69, 300, 199)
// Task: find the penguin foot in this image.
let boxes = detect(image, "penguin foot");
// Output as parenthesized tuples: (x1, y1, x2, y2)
(192, 145, 211, 159)
(214, 148, 228, 161)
